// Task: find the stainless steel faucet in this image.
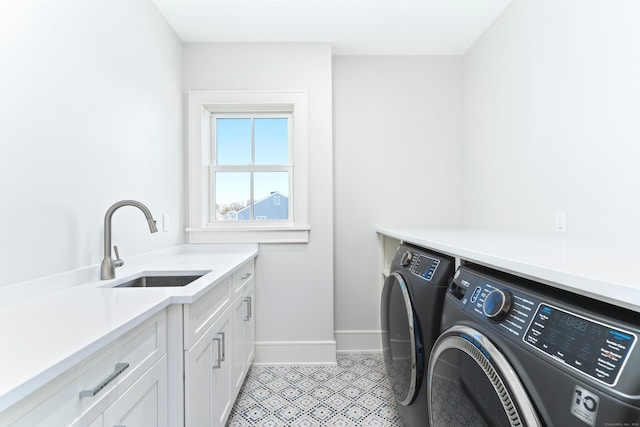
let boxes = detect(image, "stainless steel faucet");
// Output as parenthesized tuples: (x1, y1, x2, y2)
(101, 200, 158, 280)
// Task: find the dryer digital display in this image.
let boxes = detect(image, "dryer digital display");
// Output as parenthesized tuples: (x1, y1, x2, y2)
(524, 303, 637, 386)
(410, 255, 440, 281)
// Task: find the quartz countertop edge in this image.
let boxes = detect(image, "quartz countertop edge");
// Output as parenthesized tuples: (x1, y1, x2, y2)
(0, 243, 258, 413)
(377, 227, 640, 313)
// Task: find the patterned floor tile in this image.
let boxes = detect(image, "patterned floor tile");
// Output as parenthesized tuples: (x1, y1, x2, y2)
(226, 353, 402, 426)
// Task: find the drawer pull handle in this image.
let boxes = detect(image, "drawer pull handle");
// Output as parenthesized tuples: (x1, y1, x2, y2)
(218, 331, 226, 361)
(212, 337, 222, 369)
(244, 297, 252, 321)
(79, 362, 129, 398)
(241, 272, 252, 280)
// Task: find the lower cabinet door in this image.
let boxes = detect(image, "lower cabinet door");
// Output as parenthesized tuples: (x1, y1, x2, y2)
(242, 284, 255, 371)
(185, 307, 232, 427)
(211, 313, 232, 427)
(102, 355, 168, 427)
(232, 282, 256, 397)
(231, 295, 246, 395)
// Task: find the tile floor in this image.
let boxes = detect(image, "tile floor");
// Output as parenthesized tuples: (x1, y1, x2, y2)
(226, 353, 402, 426)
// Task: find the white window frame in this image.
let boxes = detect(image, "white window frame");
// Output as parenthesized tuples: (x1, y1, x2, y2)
(187, 90, 310, 243)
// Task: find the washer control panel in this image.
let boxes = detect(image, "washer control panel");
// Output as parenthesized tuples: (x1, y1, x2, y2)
(464, 280, 536, 339)
(524, 303, 636, 386)
(449, 267, 638, 387)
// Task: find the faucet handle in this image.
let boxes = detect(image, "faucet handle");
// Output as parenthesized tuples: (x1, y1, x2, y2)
(113, 245, 124, 268)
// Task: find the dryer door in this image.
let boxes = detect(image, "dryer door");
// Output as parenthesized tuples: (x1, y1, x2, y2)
(381, 272, 423, 406)
(427, 325, 542, 427)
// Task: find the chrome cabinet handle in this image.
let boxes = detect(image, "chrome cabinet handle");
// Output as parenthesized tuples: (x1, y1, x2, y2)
(79, 362, 129, 398)
(244, 297, 252, 321)
(218, 331, 226, 361)
(241, 272, 252, 280)
(212, 337, 222, 369)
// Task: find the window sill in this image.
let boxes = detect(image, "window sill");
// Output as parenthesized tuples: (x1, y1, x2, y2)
(186, 225, 310, 244)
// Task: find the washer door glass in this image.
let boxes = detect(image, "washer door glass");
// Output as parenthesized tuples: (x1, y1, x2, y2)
(381, 272, 423, 406)
(428, 326, 541, 427)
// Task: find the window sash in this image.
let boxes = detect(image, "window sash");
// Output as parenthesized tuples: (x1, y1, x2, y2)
(208, 166, 293, 225)
(210, 112, 293, 166)
(208, 112, 293, 224)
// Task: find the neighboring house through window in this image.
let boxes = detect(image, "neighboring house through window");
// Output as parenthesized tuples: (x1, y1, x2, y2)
(187, 91, 309, 243)
(226, 191, 289, 221)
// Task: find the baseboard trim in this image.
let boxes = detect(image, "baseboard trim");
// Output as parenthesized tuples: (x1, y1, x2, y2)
(335, 330, 382, 353)
(253, 340, 337, 365)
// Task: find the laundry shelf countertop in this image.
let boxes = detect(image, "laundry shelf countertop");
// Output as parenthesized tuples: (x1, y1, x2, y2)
(377, 227, 640, 314)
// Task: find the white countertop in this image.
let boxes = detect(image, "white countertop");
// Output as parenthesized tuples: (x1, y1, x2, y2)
(0, 244, 258, 412)
(377, 227, 640, 313)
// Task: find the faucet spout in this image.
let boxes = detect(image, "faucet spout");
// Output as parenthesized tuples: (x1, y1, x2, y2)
(100, 200, 158, 280)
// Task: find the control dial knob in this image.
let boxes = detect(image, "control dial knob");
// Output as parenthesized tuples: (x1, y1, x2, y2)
(483, 289, 512, 321)
(400, 251, 413, 266)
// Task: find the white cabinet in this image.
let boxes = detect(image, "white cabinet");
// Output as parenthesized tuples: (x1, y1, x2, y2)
(0, 310, 168, 427)
(182, 258, 255, 427)
(182, 277, 231, 350)
(242, 285, 255, 371)
(184, 308, 232, 427)
(231, 281, 255, 397)
(0, 256, 257, 427)
(98, 355, 168, 427)
(210, 314, 232, 427)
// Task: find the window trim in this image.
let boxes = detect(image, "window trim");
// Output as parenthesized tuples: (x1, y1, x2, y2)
(187, 90, 309, 243)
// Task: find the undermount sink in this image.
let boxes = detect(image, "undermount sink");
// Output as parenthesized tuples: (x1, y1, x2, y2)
(114, 274, 206, 288)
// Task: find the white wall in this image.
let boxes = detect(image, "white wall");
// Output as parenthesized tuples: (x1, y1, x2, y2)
(183, 43, 335, 364)
(7, 0, 635, 358)
(332, 56, 464, 351)
(0, 1, 184, 287)
(463, 0, 640, 241)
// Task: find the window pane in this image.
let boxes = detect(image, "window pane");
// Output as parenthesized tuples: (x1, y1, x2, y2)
(215, 172, 250, 221)
(255, 118, 289, 165)
(216, 118, 251, 165)
(253, 172, 289, 221)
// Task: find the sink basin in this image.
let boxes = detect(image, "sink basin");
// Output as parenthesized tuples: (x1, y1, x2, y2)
(115, 274, 205, 288)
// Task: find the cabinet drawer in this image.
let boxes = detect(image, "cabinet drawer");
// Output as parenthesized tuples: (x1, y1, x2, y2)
(0, 310, 167, 427)
(183, 277, 230, 350)
(232, 260, 254, 295)
(102, 354, 168, 427)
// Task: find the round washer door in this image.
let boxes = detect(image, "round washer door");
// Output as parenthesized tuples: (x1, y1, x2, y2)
(427, 325, 541, 427)
(380, 271, 423, 406)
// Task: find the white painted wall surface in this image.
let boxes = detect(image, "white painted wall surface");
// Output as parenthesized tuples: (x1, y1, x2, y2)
(0, 2, 184, 287)
(332, 57, 464, 351)
(183, 43, 335, 363)
(463, 0, 640, 241)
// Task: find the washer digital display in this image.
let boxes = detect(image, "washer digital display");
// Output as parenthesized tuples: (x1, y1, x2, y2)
(524, 303, 637, 386)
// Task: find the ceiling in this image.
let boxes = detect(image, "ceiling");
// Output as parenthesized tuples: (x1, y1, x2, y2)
(152, 0, 512, 55)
